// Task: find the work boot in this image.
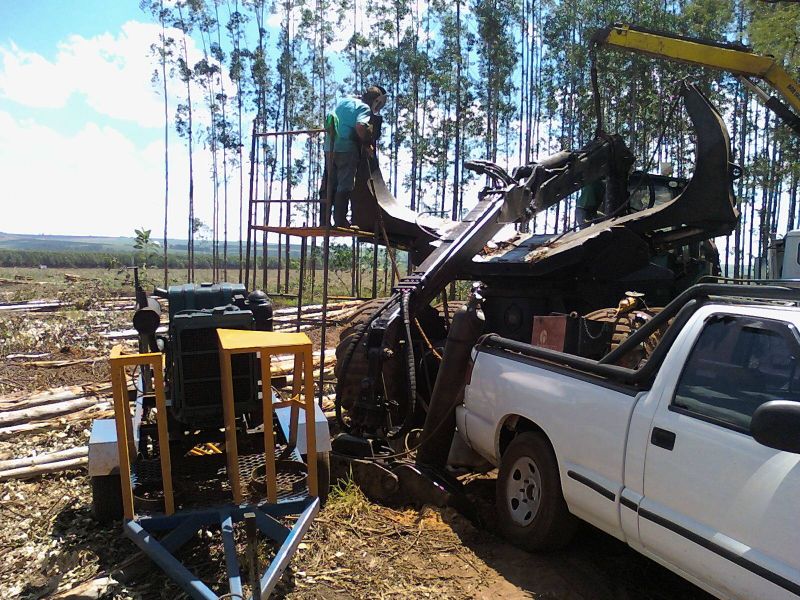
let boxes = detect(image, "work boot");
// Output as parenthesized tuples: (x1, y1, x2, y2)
(333, 191, 351, 228)
(319, 199, 331, 227)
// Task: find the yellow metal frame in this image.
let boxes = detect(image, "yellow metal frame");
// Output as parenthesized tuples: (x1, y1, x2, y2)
(216, 329, 318, 504)
(600, 24, 800, 115)
(109, 345, 175, 520)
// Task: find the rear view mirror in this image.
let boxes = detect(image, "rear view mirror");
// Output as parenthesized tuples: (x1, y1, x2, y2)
(751, 401, 800, 454)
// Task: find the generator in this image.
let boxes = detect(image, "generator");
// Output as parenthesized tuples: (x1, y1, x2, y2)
(88, 276, 331, 597)
(136, 282, 274, 427)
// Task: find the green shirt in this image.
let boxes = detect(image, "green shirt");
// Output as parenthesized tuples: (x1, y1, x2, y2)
(324, 97, 371, 153)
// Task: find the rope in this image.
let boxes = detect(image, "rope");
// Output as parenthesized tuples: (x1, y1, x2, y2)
(415, 318, 442, 360)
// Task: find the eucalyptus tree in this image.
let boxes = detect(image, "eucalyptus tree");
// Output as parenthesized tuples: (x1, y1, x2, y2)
(364, 0, 410, 195)
(140, 0, 175, 285)
(471, 0, 518, 163)
(172, 0, 198, 281)
(225, 1, 250, 279)
(188, 0, 225, 279)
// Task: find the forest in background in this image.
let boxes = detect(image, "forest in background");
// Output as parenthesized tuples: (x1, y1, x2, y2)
(136, 0, 799, 284)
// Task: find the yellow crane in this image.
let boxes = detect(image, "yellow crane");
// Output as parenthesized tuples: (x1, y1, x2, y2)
(591, 23, 800, 136)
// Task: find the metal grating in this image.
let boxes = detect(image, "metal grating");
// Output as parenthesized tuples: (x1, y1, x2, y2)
(131, 445, 308, 512)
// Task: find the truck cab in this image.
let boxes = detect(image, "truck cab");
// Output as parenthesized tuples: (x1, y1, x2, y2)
(457, 284, 800, 599)
(770, 229, 800, 279)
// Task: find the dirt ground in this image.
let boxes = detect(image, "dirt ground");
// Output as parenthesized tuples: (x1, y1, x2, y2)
(0, 269, 712, 599)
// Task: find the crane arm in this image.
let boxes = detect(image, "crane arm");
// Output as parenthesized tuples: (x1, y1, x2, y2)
(593, 23, 800, 135)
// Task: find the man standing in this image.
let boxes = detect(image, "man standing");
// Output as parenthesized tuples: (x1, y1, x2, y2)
(323, 86, 387, 227)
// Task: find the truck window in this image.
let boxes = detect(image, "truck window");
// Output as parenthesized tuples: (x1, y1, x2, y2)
(672, 317, 800, 431)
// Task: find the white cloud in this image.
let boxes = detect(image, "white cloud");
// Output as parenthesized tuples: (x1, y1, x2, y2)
(0, 20, 252, 240)
(0, 42, 73, 108)
(0, 21, 232, 129)
(0, 109, 247, 239)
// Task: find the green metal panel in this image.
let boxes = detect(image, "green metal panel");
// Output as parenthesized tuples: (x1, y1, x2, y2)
(167, 283, 247, 320)
(170, 306, 258, 426)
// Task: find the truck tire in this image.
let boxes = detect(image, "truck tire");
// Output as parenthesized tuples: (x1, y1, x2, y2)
(316, 451, 331, 505)
(91, 473, 123, 524)
(496, 432, 578, 551)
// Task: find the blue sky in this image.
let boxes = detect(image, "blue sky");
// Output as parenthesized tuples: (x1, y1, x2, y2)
(0, 1, 144, 58)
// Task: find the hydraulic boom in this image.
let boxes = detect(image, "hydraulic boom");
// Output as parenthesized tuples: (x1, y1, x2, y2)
(592, 23, 800, 136)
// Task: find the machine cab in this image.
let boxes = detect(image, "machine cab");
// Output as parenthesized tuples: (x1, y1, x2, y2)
(770, 230, 800, 280)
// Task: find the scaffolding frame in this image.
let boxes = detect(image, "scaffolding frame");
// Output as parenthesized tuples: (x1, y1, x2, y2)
(243, 122, 391, 406)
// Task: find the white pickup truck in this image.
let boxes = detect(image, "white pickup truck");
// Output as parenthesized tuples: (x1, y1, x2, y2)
(456, 284, 800, 600)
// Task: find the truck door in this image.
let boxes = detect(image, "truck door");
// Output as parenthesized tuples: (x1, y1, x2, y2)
(639, 313, 800, 599)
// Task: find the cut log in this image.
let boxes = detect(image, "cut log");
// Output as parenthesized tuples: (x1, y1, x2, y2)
(52, 576, 112, 599)
(0, 421, 55, 440)
(0, 383, 111, 411)
(0, 446, 88, 471)
(22, 357, 100, 368)
(0, 396, 98, 426)
(0, 300, 64, 312)
(0, 456, 88, 481)
(270, 349, 336, 375)
(5, 352, 51, 360)
(281, 368, 335, 387)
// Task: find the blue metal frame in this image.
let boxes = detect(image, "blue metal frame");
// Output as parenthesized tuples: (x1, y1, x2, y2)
(123, 497, 320, 600)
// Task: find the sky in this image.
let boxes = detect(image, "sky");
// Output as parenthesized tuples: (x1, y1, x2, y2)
(0, 1, 250, 239)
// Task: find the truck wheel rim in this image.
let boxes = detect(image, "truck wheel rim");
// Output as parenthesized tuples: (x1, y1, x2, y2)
(506, 456, 542, 526)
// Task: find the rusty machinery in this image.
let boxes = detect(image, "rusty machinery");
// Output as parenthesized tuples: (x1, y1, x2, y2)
(331, 80, 739, 502)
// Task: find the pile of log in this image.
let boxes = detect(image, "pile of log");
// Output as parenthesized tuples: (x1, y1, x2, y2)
(99, 299, 368, 340)
(0, 384, 114, 481)
(0, 383, 113, 440)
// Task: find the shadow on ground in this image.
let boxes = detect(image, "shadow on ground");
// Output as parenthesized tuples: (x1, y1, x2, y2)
(450, 476, 713, 600)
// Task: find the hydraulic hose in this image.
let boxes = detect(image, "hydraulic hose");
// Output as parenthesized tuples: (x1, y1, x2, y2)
(399, 289, 417, 435)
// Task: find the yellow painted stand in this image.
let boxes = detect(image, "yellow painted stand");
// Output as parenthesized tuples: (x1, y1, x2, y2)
(109, 346, 174, 520)
(216, 329, 318, 504)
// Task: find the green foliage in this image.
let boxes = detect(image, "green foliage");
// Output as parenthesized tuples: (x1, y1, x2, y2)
(133, 227, 160, 267)
(749, 1, 800, 72)
(0, 249, 287, 270)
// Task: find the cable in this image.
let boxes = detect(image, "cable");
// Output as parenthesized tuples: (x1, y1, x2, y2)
(331, 387, 466, 462)
(399, 290, 417, 435)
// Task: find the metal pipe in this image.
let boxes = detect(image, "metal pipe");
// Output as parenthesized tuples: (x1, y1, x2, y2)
(482, 283, 800, 387)
(318, 129, 334, 408)
(296, 237, 307, 333)
(220, 515, 243, 599)
(416, 294, 485, 468)
(258, 499, 320, 598)
(244, 512, 259, 594)
(124, 520, 218, 600)
(245, 120, 258, 289)
(599, 283, 800, 365)
(255, 128, 325, 137)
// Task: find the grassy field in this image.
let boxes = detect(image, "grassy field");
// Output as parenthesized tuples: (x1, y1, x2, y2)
(0, 265, 401, 306)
